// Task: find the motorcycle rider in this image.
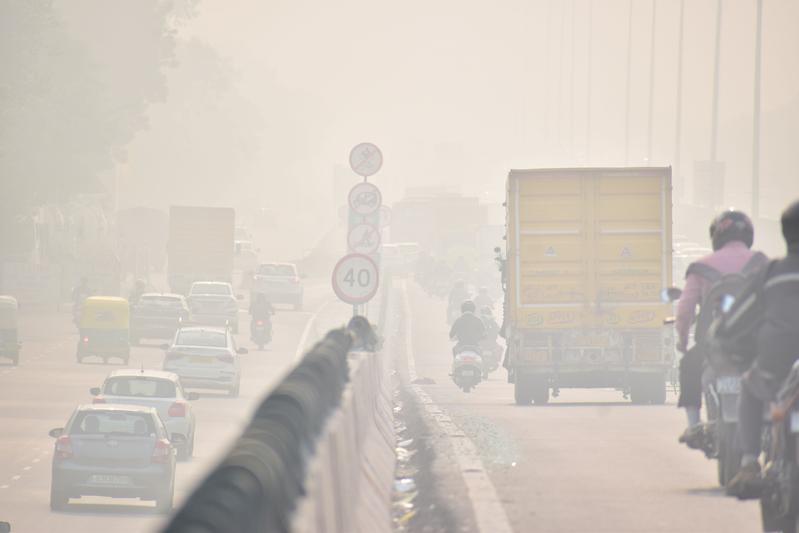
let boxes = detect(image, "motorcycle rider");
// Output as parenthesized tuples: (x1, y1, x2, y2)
(72, 277, 91, 308)
(676, 209, 767, 447)
(474, 287, 494, 312)
(447, 280, 469, 320)
(128, 279, 146, 307)
(449, 300, 485, 357)
(480, 306, 499, 345)
(249, 292, 274, 337)
(723, 200, 799, 498)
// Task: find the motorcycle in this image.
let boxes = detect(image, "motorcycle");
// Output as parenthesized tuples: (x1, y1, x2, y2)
(451, 345, 483, 393)
(760, 361, 799, 533)
(478, 339, 502, 378)
(251, 317, 272, 350)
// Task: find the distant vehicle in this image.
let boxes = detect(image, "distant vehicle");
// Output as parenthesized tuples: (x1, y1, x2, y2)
(0, 296, 20, 366)
(90, 369, 198, 459)
(130, 293, 190, 345)
(48, 404, 178, 512)
(167, 206, 235, 295)
(76, 297, 130, 365)
(251, 263, 303, 310)
(187, 281, 240, 333)
(503, 167, 675, 405)
(163, 326, 245, 397)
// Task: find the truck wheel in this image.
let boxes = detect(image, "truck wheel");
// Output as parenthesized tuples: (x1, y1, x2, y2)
(514, 377, 532, 405)
(530, 378, 550, 405)
(648, 374, 667, 405)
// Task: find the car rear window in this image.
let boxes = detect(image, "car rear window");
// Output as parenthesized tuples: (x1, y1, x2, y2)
(175, 329, 227, 347)
(104, 377, 176, 398)
(256, 264, 295, 277)
(190, 284, 232, 296)
(71, 411, 156, 436)
(139, 296, 183, 308)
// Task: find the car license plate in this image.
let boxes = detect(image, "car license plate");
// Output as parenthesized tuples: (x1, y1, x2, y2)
(460, 370, 475, 377)
(716, 376, 741, 395)
(89, 474, 131, 485)
(190, 356, 211, 364)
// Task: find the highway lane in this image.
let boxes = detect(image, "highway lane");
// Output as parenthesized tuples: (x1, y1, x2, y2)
(402, 281, 762, 533)
(0, 282, 338, 533)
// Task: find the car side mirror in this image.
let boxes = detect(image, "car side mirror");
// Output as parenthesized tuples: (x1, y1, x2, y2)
(170, 433, 187, 446)
(0, 521, 11, 533)
(159, 343, 170, 351)
(49, 428, 64, 438)
(237, 347, 248, 355)
(186, 392, 200, 401)
(89, 387, 101, 396)
(661, 287, 683, 303)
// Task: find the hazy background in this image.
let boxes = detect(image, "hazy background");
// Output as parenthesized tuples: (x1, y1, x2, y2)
(3, 0, 798, 254)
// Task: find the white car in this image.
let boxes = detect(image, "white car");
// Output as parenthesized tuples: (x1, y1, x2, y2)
(163, 326, 245, 397)
(251, 262, 303, 310)
(187, 281, 240, 333)
(89, 369, 198, 459)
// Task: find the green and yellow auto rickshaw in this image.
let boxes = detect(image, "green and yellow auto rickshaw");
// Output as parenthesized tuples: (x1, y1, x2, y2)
(76, 296, 130, 364)
(0, 296, 20, 366)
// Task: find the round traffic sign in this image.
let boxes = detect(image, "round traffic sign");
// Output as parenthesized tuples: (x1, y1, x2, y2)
(332, 253, 380, 305)
(347, 223, 381, 254)
(349, 142, 383, 177)
(348, 182, 382, 216)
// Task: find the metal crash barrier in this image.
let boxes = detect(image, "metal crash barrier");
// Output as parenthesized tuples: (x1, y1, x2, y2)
(163, 321, 395, 533)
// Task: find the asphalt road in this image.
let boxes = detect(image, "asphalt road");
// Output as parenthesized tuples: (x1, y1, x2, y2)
(0, 282, 344, 533)
(402, 281, 762, 533)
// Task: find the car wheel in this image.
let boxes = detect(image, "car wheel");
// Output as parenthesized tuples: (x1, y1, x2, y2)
(50, 484, 69, 511)
(154, 479, 174, 514)
(229, 382, 240, 398)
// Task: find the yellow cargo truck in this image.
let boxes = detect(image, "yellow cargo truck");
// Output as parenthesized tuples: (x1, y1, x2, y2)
(504, 167, 674, 405)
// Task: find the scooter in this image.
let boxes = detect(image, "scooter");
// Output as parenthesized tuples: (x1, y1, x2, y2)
(251, 317, 272, 350)
(478, 339, 502, 378)
(451, 345, 483, 393)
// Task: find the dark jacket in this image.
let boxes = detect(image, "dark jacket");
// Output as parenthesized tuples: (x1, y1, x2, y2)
(449, 312, 486, 346)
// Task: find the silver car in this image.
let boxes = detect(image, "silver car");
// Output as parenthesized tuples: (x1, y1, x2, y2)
(187, 281, 241, 333)
(163, 326, 245, 397)
(251, 262, 303, 310)
(49, 404, 177, 512)
(90, 369, 198, 459)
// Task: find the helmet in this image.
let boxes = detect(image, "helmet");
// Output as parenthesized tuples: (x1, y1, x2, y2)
(709, 209, 754, 251)
(461, 300, 476, 314)
(781, 199, 799, 251)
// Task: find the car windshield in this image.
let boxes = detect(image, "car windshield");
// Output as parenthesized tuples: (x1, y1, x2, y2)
(139, 296, 183, 308)
(257, 264, 295, 276)
(103, 377, 176, 398)
(191, 284, 231, 296)
(175, 329, 227, 347)
(71, 411, 156, 436)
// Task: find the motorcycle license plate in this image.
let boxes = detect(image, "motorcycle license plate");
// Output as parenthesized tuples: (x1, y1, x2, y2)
(790, 412, 799, 434)
(716, 376, 741, 395)
(460, 370, 475, 377)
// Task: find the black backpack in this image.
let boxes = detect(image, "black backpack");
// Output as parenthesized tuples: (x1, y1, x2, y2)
(686, 251, 768, 346)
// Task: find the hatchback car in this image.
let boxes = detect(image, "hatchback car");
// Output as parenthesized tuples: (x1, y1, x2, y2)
(90, 370, 198, 459)
(163, 326, 245, 397)
(130, 293, 190, 344)
(251, 263, 303, 310)
(49, 404, 177, 512)
(187, 282, 240, 333)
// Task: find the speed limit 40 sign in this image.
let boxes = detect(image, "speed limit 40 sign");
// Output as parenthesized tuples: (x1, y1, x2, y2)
(332, 253, 379, 305)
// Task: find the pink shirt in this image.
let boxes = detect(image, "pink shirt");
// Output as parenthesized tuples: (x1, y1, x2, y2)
(675, 241, 763, 348)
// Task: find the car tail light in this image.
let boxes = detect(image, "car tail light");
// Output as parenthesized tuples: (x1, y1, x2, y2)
(82, 336, 89, 344)
(168, 401, 187, 417)
(217, 353, 234, 364)
(256, 320, 264, 326)
(92, 396, 106, 404)
(151, 438, 171, 464)
(55, 436, 73, 461)
(291, 276, 300, 284)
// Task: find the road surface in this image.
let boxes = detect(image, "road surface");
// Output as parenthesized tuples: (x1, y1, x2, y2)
(400, 281, 761, 532)
(0, 281, 348, 533)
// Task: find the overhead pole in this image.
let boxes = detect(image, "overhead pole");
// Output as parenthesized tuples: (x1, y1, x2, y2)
(586, 0, 594, 163)
(646, 0, 658, 164)
(569, 0, 576, 161)
(674, 0, 686, 200)
(624, 0, 634, 164)
(751, 0, 763, 218)
(710, 0, 723, 162)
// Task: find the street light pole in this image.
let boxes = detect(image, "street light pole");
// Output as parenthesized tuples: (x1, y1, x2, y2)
(674, 0, 685, 200)
(586, 0, 594, 163)
(710, 0, 723, 162)
(752, 0, 763, 218)
(624, 0, 634, 164)
(646, 0, 658, 164)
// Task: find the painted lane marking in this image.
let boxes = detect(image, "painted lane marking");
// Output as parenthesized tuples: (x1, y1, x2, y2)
(401, 282, 514, 533)
(293, 299, 335, 362)
(11, 475, 20, 481)
(22, 466, 31, 471)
